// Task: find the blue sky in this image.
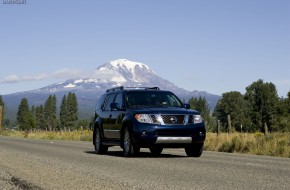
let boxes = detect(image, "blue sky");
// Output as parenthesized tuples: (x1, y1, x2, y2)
(0, 0, 289, 97)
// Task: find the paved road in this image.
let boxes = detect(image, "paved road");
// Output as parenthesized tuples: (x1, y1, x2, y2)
(0, 136, 289, 190)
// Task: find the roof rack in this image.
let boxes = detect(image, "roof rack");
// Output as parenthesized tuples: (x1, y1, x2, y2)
(145, 87, 160, 90)
(106, 86, 124, 92)
(106, 86, 160, 92)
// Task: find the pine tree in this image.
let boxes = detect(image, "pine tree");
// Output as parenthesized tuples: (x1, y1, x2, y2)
(67, 92, 78, 129)
(31, 105, 36, 118)
(0, 95, 5, 121)
(44, 95, 57, 131)
(189, 96, 211, 126)
(44, 95, 51, 130)
(17, 98, 35, 130)
(60, 95, 68, 130)
(52, 95, 58, 129)
(0, 95, 4, 129)
(35, 105, 45, 130)
(30, 105, 36, 131)
(287, 91, 290, 114)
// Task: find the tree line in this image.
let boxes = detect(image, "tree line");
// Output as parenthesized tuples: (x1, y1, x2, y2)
(15, 92, 81, 131)
(0, 96, 4, 130)
(1, 79, 289, 132)
(189, 79, 290, 133)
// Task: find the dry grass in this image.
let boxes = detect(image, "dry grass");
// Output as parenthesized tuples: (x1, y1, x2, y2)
(0, 130, 93, 141)
(1, 130, 289, 158)
(205, 132, 290, 158)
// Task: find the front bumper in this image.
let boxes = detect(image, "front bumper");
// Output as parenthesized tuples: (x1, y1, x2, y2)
(155, 137, 192, 144)
(131, 122, 206, 148)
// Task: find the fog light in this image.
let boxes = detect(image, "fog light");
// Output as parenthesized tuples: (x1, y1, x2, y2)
(199, 131, 204, 137)
(141, 131, 147, 136)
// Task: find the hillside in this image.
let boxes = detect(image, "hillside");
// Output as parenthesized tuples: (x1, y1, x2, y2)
(3, 59, 220, 120)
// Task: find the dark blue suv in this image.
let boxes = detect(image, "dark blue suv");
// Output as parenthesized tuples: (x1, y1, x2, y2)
(93, 86, 206, 157)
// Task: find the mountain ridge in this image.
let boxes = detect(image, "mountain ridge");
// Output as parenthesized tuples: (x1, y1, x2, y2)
(2, 59, 220, 121)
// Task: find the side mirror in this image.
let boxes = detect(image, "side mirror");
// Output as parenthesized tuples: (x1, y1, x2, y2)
(110, 103, 120, 110)
(184, 104, 190, 109)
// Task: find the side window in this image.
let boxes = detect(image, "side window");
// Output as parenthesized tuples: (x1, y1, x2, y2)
(166, 94, 181, 107)
(114, 93, 123, 108)
(96, 94, 106, 110)
(103, 93, 115, 111)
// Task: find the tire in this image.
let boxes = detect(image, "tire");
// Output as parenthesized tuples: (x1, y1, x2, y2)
(185, 143, 204, 157)
(123, 127, 140, 157)
(94, 127, 108, 154)
(149, 147, 163, 156)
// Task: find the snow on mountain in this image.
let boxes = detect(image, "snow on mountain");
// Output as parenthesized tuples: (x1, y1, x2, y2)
(95, 59, 153, 83)
(16, 59, 219, 101)
(35, 58, 179, 92)
(3, 59, 221, 120)
(64, 83, 76, 88)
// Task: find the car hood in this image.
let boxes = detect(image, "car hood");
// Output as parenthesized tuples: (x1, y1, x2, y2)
(127, 107, 200, 115)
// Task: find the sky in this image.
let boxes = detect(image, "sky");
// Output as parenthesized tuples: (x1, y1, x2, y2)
(0, 0, 289, 97)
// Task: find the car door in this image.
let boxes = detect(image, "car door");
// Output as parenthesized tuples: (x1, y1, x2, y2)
(102, 93, 116, 139)
(109, 92, 124, 140)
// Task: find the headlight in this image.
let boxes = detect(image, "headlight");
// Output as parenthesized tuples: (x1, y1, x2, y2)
(135, 114, 153, 123)
(193, 115, 203, 124)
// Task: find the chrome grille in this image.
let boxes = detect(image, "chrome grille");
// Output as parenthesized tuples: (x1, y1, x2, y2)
(161, 115, 185, 125)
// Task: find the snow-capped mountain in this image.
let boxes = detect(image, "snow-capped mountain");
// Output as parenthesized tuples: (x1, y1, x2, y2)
(3, 59, 220, 120)
(97, 59, 151, 83)
(35, 59, 181, 93)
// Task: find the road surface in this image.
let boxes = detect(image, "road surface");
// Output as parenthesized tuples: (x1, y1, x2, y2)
(0, 136, 289, 190)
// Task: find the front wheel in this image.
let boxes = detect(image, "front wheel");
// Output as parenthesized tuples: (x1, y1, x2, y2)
(185, 143, 204, 157)
(123, 127, 140, 157)
(94, 127, 108, 154)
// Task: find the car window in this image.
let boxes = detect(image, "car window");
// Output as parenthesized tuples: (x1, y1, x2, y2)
(166, 94, 181, 107)
(126, 91, 183, 108)
(114, 93, 123, 108)
(103, 93, 115, 111)
(96, 94, 106, 110)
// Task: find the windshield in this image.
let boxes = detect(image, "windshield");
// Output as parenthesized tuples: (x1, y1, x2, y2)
(125, 91, 183, 108)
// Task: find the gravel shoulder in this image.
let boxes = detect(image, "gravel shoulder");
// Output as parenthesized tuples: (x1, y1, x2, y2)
(0, 167, 20, 190)
(0, 164, 42, 190)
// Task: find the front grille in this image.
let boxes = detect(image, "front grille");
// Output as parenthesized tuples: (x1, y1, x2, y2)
(161, 115, 185, 125)
(149, 114, 198, 125)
